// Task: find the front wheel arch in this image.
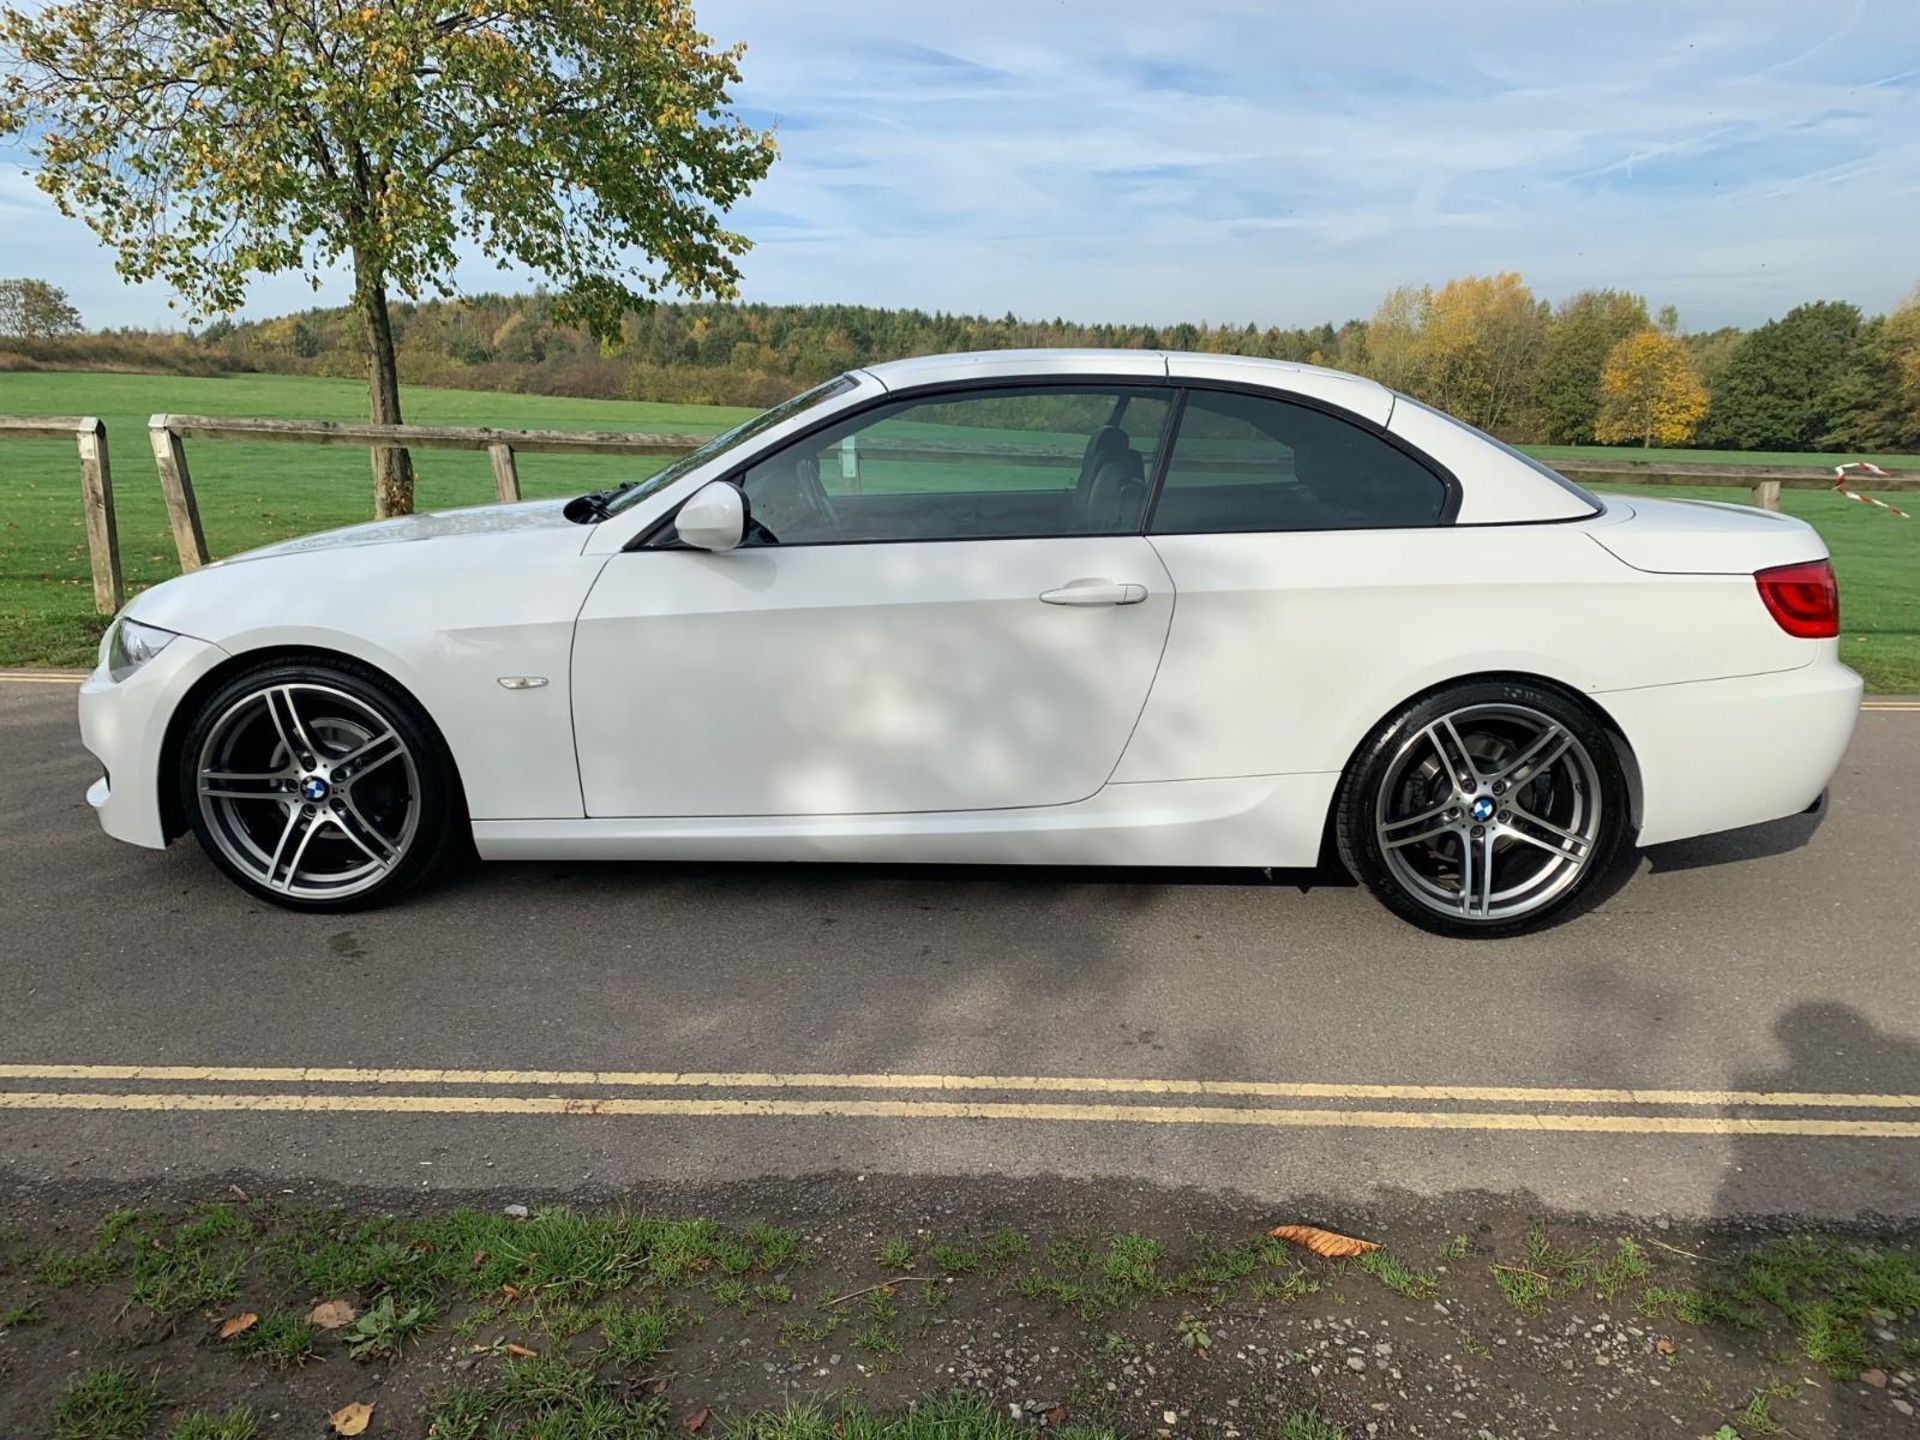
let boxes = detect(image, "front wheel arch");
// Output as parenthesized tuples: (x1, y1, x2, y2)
(157, 645, 468, 845)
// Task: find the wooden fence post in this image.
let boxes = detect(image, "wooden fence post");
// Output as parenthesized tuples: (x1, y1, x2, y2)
(488, 443, 521, 502)
(75, 417, 124, 616)
(1751, 479, 1782, 511)
(149, 416, 210, 571)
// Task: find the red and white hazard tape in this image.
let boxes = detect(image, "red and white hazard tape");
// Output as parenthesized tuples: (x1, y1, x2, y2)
(1833, 461, 1910, 519)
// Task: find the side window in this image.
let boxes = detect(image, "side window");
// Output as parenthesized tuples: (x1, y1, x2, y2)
(1150, 391, 1447, 534)
(735, 386, 1174, 545)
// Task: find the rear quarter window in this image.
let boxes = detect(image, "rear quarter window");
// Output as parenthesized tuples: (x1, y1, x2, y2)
(1151, 389, 1449, 534)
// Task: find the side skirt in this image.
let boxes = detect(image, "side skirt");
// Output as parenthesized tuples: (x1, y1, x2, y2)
(471, 773, 1339, 868)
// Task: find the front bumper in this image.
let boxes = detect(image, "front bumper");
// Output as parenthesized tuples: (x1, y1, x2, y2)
(1599, 655, 1862, 847)
(78, 635, 229, 849)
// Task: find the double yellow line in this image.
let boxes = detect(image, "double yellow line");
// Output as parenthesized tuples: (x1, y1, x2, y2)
(3, 1064, 1916, 1139)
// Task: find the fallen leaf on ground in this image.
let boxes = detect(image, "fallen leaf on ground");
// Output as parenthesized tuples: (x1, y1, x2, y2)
(471, 1249, 488, 1269)
(500, 1284, 520, 1300)
(218, 1312, 258, 1339)
(308, 1299, 356, 1329)
(504, 1343, 539, 1358)
(1046, 1406, 1071, 1426)
(329, 1402, 374, 1436)
(1655, 1337, 1675, 1356)
(1268, 1224, 1380, 1259)
(682, 1407, 710, 1433)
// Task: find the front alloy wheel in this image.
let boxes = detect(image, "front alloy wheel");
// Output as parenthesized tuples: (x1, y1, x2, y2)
(1338, 682, 1627, 937)
(180, 660, 461, 910)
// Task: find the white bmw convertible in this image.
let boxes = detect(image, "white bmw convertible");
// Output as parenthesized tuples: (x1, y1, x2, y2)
(79, 349, 1860, 935)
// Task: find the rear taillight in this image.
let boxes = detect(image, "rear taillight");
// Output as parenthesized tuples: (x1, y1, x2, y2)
(1755, 559, 1839, 638)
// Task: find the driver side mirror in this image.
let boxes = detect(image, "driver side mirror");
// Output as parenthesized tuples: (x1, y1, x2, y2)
(674, 479, 748, 551)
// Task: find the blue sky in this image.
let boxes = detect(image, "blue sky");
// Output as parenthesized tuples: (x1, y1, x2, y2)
(2, 0, 1916, 332)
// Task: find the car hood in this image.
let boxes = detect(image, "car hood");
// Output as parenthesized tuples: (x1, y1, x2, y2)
(216, 497, 580, 564)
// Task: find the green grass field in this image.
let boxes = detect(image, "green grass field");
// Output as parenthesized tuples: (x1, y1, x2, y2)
(3, 370, 1915, 690)
(1529, 442, 1920, 470)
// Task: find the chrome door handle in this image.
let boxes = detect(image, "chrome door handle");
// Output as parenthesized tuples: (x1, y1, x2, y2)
(1039, 579, 1149, 606)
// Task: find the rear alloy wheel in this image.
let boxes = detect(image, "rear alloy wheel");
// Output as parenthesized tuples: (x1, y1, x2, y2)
(1337, 681, 1627, 937)
(180, 660, 462, 910)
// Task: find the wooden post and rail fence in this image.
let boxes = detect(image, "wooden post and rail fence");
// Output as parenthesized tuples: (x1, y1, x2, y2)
(3, 410, 1916, 614)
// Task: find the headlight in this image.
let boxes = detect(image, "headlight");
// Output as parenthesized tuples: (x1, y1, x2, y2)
(106, 618, 178, 680)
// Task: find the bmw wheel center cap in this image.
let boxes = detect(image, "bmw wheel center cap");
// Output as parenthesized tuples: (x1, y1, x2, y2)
(1469, 795, 1496, 823)
(301, 776, 331, 803)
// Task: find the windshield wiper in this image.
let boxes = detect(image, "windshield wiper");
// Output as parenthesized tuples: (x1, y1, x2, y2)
(563, 480, 639, 524)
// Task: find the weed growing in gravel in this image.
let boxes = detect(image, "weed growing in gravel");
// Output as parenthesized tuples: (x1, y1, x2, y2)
(1491, 1224, 1602, 1315)
(1355, 1249, 1441, 1300)
(1638, 1284, 1749, 1328)
(1099, 1233, 1165, 1293)
(601, 1300, 677, 1366)
(53, 1364, 159, 1440)
(1170, 1234, 1267, 1294)
(747, 1221, 800, 1269)
(231, 1310, 317, 1368)
(1637, 1236, 1919, 1376)
(426, 1355, 664, 1440)
(877, 1237, 914, 1269)
(1731, 1378, 1799, 1437)
(711, 1278, 750, 1309)
(727, 1395, 1118, 1440)
(1592, 1238, 1652, 1300)
(1437, 1234, 1473, 1262)
(929, 1244, 978, 1275)
(1274, 1411, 1348, 1440)
(1044, 1236, 1098, 1269)
(1, 1299, 44, 1326)
(1249, 1266, 1325, 1306)
(168, 1406, 259, 1440)
(983, 1228, 1030, 1267)
(344, 1294, 436, 1358)
(778, 1315, 838, 1347)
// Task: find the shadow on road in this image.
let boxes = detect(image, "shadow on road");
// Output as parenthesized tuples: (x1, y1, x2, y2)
(1639, 805, 1825, 874)
(1714, 1001, 1920, 1225)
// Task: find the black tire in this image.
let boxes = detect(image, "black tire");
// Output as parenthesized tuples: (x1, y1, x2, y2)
(1335, 678, 1628, 938)
(177, 656, 465, 912)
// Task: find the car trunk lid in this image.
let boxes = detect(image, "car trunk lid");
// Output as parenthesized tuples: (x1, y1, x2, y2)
(1582, 494, 1828, 574)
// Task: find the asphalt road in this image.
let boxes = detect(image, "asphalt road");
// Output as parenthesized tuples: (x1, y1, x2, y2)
(3, 673, 1917, 1222)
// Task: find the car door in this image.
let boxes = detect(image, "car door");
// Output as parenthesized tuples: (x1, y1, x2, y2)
(1113, 383, 1467, 786)
(570, 383, 1179, 818)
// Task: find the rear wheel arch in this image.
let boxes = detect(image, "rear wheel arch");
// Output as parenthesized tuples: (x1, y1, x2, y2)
(157, 645, 467, 843)
(1321, 670, 1643, 864)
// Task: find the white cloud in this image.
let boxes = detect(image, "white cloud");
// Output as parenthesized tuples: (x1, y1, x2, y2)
(1, 0, 1915, 330)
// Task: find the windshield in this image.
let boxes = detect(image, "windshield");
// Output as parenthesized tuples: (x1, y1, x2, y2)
(598, 374, 862, 516)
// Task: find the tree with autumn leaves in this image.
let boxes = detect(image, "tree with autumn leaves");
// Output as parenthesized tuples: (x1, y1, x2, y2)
(0, 0, 776, 516)
(1595, 329, 1709, 448)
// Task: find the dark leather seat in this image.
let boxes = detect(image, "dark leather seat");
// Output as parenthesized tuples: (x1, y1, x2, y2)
(1073, 424, 1147, 533)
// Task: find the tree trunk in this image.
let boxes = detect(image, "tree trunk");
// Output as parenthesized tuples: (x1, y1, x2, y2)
(354, 256, 415, 517)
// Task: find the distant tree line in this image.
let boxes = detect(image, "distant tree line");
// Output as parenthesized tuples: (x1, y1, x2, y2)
(7, 275, 1918, 452)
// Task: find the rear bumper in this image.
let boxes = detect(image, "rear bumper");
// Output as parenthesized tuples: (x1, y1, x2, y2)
(1598, 656, 1861, 847)
(78, 635, 229, 849)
